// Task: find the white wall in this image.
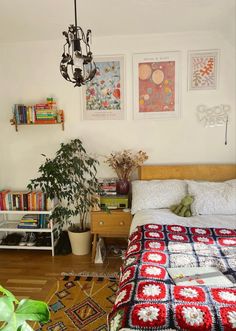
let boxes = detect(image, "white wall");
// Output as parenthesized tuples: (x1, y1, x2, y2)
(0, 30, 235, 189)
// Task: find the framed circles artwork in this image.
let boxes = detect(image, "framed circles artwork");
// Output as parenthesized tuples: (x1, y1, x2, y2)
(83, 55, 125, 120)
(133, 51, 181, 120)
(188, 50, 219, 90)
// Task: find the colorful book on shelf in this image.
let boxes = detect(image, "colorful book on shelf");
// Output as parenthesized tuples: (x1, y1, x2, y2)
(13, 98, 62, 126)
(36, 109, 57, 114)
(34, 119, 57, 124)
(18, 214, 39, 228)
(21, 214, 39, 220)
(7, 193, 13, 210)
(17, 224, 38, 229)
(22, 193, 28, 210)
(32, 192, 36, 211)
(18, 214, 49, 229)
(27, 192, 32, 211)
(46, 197, 58, 211)
(0, 189, 56, 212)
(0, 190, 10, 210)
(99, 178, 117, 196)
(0, 190, 51, 211)
(39, 214, 49, 228)
(4, 192, 10, 210)
(11, 191, 29, 211)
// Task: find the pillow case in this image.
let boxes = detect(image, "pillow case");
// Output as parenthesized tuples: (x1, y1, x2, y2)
(131, 180, 187, 214)
(187, 179, 236, 215)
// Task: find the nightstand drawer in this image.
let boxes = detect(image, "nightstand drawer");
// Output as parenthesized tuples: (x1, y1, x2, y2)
(91, 211, 131, 235)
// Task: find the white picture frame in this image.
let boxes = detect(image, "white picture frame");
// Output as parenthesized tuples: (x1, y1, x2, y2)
(188, 49, 219, 90)
(82, 55, 125, 120)
(133, 51, 181, 120)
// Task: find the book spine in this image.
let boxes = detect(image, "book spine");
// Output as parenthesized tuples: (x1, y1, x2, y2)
(23, 106, 27, 124)
(2, 190, 10, 210)
(31, 192, 35, 211)
(5, 192, 10, 210)
(15, 194, 20, 210)
(23, 193, 28, 210)
(39, 214, 42, 228)
(19, 105, 23, 124)
(38, 192, 42, 210)
(42, 193, 44, 211)
(32, 106, 35, 123)
(27, 192, 32, 211)
(8, 193, 13, 210)
(26, 106, 30, 124)
(21, 193, 24, 210)
(14, 105, 20, 124)
(34, 119, 57, 124)
(17, 225, 38, 229)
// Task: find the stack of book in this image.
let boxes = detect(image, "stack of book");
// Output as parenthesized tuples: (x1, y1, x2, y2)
(35, 110, 57, 123)
(18, 214, 39, 229)
(17, 214, 49, 229)
(99, 178, 117, 196)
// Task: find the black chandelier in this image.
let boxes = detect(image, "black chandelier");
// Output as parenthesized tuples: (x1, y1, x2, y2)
(60, 0, 96, 87)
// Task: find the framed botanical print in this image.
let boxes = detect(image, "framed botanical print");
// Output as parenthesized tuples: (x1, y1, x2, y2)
(133, 51, 181, 119)
(83, 55, 125, 120)
(188, 50, 219, 90)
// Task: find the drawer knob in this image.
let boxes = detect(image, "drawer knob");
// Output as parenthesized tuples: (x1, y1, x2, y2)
(120, 221, 124, 226)
(99, 221, 104, 225)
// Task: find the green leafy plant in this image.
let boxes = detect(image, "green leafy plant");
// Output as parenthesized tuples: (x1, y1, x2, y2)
(0, 285, 49, 331)
(27, 139, 100, 232)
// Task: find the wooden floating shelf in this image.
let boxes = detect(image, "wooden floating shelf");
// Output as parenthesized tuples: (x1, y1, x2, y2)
(10, 118, 64, 131)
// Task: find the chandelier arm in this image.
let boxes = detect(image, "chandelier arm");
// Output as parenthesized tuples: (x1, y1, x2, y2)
(77, 26, 86, 44)
(85, 42, 91, 56)
(63, 42, 68, 55)
(60, 63, 73, 82)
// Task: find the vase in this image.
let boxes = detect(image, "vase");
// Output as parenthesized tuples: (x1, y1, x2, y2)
(116, 179, 129, 195)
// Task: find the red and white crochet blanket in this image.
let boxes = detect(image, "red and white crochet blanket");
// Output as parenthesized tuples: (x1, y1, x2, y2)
(108, 224, 236, 331)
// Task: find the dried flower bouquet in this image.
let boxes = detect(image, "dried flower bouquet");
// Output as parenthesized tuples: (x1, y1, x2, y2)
(105, 150, 148, 180)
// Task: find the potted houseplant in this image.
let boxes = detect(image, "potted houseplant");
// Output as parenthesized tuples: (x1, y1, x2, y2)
(105, 150, 148, 194)
(27, 138, 100, 255)
(0, 284, 49, 330)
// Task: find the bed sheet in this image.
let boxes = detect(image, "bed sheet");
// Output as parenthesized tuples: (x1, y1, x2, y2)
(130, 209, 236, 234)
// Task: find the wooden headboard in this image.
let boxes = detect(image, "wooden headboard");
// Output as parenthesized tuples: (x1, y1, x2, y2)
(139, 164, 236, 181)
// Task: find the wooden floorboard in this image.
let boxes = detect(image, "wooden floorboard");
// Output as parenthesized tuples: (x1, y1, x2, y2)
(0, 247, 123, 302)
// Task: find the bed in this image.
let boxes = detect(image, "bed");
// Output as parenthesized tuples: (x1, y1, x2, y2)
(108, 164, 236, 331)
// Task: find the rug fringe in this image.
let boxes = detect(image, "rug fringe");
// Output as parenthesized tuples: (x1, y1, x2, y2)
(61, 271, 119, 278)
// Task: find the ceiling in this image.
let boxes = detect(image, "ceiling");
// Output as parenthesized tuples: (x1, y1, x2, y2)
(0, 0, 235, 43)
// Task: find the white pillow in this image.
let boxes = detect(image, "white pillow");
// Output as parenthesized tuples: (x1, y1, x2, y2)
(131, 180, 187, 214)
(188, 179, 236, 215)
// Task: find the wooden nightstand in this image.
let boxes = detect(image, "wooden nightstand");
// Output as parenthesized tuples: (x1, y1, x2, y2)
(91, 209, 132, 262)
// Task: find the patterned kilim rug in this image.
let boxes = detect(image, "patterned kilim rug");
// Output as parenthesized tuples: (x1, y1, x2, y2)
(36, 275, 119, 331)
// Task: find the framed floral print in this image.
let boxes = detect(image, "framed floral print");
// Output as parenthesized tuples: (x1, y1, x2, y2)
(133, 51, 181, 120)
(188, 50, 219, 90)
(83, 55, 125, 120)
